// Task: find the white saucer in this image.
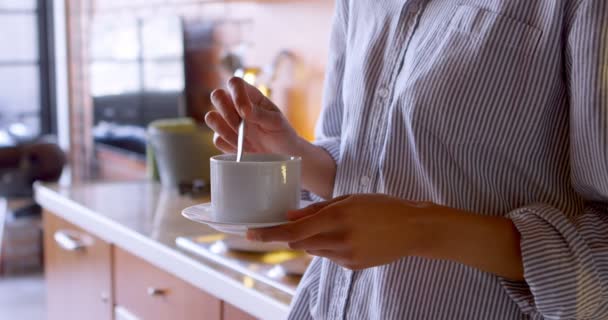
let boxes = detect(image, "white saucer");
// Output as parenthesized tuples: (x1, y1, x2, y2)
(182, 201, 312, 236)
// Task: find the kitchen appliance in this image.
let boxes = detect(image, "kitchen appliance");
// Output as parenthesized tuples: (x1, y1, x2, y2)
(147, 118, 219, 189)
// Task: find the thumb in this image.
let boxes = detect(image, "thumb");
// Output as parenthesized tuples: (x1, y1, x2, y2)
(240, 81, 286, 130)
(287, 195, 351, 221)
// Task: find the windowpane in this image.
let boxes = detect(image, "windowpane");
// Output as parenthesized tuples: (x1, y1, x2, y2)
(91, 62, 140, 96)
(144, 61, 184, 92)
(142, 17, 183, 60)
(0, 0, 36, 10)
(90, 17, 139, 61)
(0, 65, 40, 134)
(0, 13, 38, 62)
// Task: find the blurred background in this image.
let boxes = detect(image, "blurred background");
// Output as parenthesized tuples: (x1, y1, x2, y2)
(0, 0, 335, 318)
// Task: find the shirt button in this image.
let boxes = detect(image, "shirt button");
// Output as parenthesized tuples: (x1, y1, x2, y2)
(360, 175, 370, 187)
(378, 87, 389, 98)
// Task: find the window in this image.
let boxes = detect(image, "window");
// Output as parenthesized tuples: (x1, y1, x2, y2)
(90, 16, 184, 97)
(0, 0, 54, 144)
(89, 15, 184, 131)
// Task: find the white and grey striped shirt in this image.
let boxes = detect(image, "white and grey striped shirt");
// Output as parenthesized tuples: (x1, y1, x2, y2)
(291, 0, 608, 319)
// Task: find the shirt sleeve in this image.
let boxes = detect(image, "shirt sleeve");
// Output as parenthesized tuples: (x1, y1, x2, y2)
(303, 0, 348, 201)
(500, 1, 608, 318)
(313, 0, 348, 163)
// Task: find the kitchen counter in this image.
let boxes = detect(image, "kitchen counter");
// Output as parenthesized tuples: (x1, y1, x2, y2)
(35, 181, 293, 320)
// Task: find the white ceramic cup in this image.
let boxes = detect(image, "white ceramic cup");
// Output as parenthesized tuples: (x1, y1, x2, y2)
(210, 154, 301, 224)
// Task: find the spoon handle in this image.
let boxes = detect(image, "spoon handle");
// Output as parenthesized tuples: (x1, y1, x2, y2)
(236, 119, 245, 162)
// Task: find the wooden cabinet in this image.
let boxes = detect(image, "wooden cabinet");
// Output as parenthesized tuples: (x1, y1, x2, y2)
(43, 211, 258, 320)
(43, 211, 113, 320)
(113, 246, 221, 320)
(222, 302, 257, 320)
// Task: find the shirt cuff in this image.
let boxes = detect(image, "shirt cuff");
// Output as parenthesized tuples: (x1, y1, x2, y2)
(500, 204, 605, 318)
(300, 137, 341, 202)
(313, 137, 341, 164)
(301, 190, 326, 202)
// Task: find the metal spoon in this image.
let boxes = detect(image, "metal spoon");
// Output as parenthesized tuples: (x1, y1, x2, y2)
(236, 119, 245, 162)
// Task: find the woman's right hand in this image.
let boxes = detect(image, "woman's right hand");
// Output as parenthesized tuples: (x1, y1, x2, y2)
(205, 77, 302, 155)
(206, 77, 337, 199)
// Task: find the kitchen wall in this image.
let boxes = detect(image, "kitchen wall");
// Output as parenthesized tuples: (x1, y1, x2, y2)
(65, 0, 335, 181)
(228, 1, 334, 139)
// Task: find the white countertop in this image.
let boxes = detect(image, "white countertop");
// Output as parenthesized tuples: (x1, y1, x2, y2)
(35, 182, 293, 320)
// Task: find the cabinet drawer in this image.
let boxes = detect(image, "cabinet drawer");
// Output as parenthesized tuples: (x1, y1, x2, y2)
(113, 246, 221, 320)
(223, 302, 258, 320)
(43, 211, 113, 320)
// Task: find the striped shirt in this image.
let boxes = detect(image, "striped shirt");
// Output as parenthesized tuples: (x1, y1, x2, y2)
(290, 0, 608, 319)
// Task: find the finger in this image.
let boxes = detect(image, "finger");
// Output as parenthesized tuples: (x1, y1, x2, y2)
(247, 99, 285, 130)
(213, 134, 236, 154)
(242, 124, 260, 150)
(207, 113, 256, 152)
(210, 89, 241, 130)
(227, 77, 254, 118)
(403, 200, 435, 209)
(287, 195, 352, 221)
(240, 79, 277, 112)
(247, 211, 335, 242)
(205, 111, 238, 147)
(288, 233, 347, 251)
(228, 77, 285, 130)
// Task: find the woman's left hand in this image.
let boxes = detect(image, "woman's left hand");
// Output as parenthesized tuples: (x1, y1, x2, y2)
(247, 194, 435, 270)
(247, 194, 525, 279)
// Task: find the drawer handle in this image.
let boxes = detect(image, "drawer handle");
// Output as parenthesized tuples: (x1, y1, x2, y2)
(100, 292, 110, 303)
(147, 287, 169, 297)
(54, 230, 92, 251)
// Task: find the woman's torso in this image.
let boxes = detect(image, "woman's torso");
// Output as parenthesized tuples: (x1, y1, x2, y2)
(291, 1, 581, 319)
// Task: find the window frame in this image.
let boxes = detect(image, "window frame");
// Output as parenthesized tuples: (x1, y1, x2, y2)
(38, 0, 56, 135)
(0, 0, 56, 136)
